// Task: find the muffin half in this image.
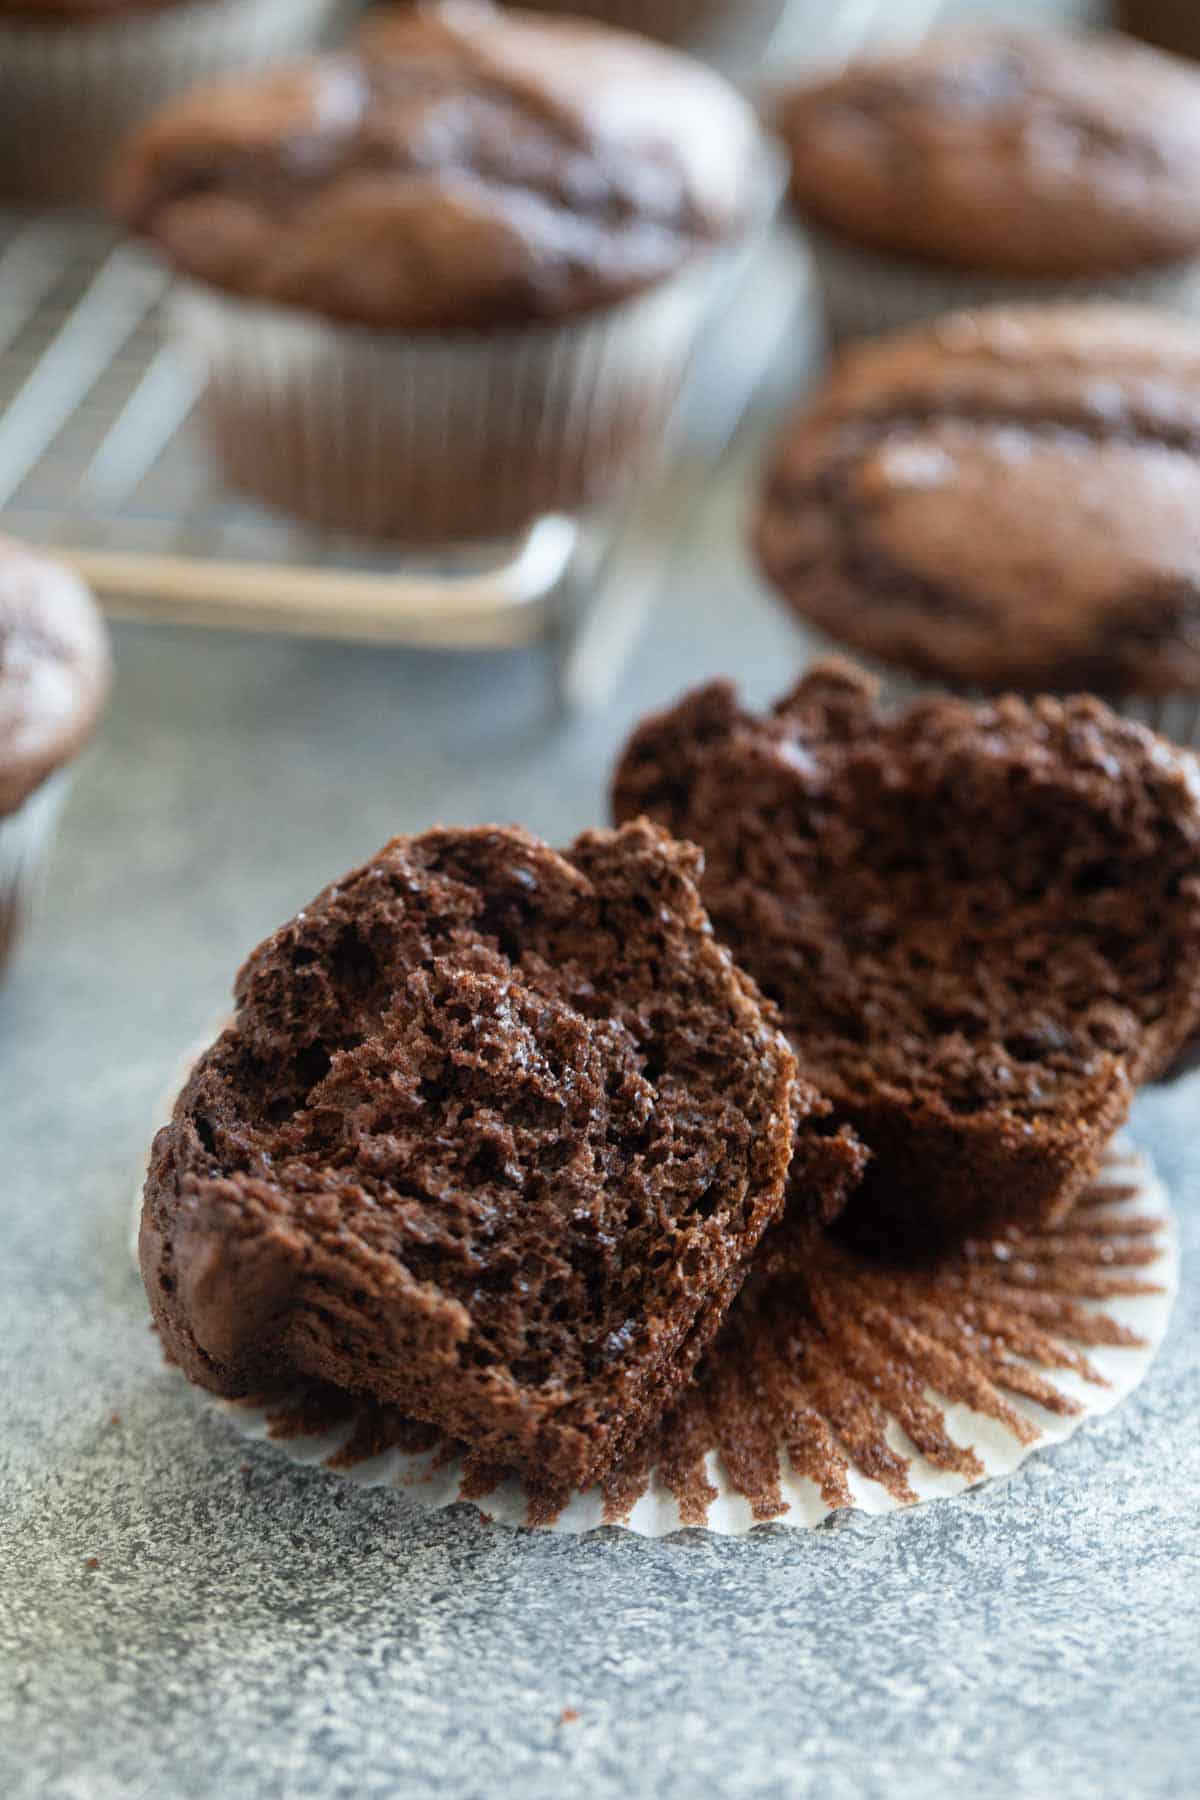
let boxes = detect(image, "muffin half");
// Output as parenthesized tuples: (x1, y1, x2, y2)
(614, 662, 1200, 1247)
(140, 821, 836, 1491)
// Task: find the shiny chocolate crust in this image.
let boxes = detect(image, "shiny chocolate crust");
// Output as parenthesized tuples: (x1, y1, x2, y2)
(756, 304, 1200, 698)
(110, 1, 761, 331)
(613, 661, 1200, 1246)
(778, 27, 1200, 279)
(0, 535, 110, 818)
(139, 821, 826, 1492)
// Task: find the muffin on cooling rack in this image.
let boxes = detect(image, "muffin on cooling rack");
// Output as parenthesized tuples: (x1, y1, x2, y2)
(777, 25, 1200, 340)
(754, 302, 1200, 748)
(0, 0, 351, 206)
(110, 2, 765, 543)
(0, 535, 109, 977)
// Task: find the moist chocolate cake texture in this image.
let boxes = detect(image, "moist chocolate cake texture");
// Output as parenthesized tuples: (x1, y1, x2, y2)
(755, 305, 1200, 698)
(141, 821, 828, 1491)
(613, 661, 1200, 1247)
(110, 2, 760, 332)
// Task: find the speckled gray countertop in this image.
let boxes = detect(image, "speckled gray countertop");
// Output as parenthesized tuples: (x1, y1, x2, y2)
(4, 412, 1198, 1798)
(5, 4, 1198, 1791)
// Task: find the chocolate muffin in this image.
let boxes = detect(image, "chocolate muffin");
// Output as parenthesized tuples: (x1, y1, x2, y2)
(111, 2, 764, 542)
(754, 303, 1200, 743)
(613, 662, 1200, 1247)
(0, 535, 110, 974)
(0, 0, 348, 206)
(777, 27, 1200, 339)
(140, 821, 835, 1491)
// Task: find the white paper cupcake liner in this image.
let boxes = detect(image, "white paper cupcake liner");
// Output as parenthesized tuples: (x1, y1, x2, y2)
(159, 1139, 1176, 1537)
(167, 144, 782, 545)
(0, 771, 71, 975)
(0, 0, 353, 206)
(802, 224, 1200, 343)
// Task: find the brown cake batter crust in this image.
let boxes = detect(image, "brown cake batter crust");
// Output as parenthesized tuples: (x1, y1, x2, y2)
(111, 1, 761, 331)
(778, 27, 1200, 278)
(756, 305, 1200, 697)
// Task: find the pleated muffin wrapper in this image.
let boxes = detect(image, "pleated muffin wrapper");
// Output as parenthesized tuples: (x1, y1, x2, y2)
(800, 222, 1200, 345)
(176, 1140, 1177, 1537)
(0, 0, 353, 207)
(0, 770, 71, 978)
(789, 623, 1200, 756)
(166, 184, 775, 547)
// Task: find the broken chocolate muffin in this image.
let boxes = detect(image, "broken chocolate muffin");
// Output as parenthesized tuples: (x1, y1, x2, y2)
(141, 821, 824, 1491)
(613, 662, 1200, 1247)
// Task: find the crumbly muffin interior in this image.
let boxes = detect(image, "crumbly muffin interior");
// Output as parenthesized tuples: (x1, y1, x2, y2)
(145, 823, 801, 1451)
(614, 663, 1200, 1234)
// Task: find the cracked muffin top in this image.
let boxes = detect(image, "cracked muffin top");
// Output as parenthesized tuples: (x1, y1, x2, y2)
(0, 535, 110, 818)
(778, 27, 1200, 277)
(755, 304, 1200, 697)
(109, 0, 762, 330)
(139, 821, 830, 1491)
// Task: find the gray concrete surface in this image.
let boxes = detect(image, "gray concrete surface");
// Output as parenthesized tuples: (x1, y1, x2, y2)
(6, 4, 1198, 1791)
(2, 425, 1198, 1799)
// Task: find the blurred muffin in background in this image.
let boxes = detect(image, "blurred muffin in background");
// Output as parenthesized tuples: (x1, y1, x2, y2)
(1116, 2, 1200, 62)
(753, 303, 1200, 748)
(507, 0, 787, 71)
(111, 2, 766, 544)
(778, 26, 1200, 340)
(0, 0, 353, 206)
(0, 535, 109, 978)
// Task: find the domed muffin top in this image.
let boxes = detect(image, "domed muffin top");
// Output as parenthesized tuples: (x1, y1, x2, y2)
(779, 27, 1200, 277)
(111, 1, 763, 329)
(756, 303, 1200, 696)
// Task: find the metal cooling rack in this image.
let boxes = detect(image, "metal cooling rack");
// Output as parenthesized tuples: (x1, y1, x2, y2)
(0, 0, 942, 690)
(0, 211, 587, 652)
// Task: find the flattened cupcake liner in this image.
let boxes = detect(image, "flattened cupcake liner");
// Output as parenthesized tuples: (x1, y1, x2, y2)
(0, 772, 71, 976)
(170, 244, 740, 545)
(180, 1141, 1176, 1537)
(802, 224, 1200, 343)
(792, 626, 1200, 754)
(0, 0, 352, 206)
